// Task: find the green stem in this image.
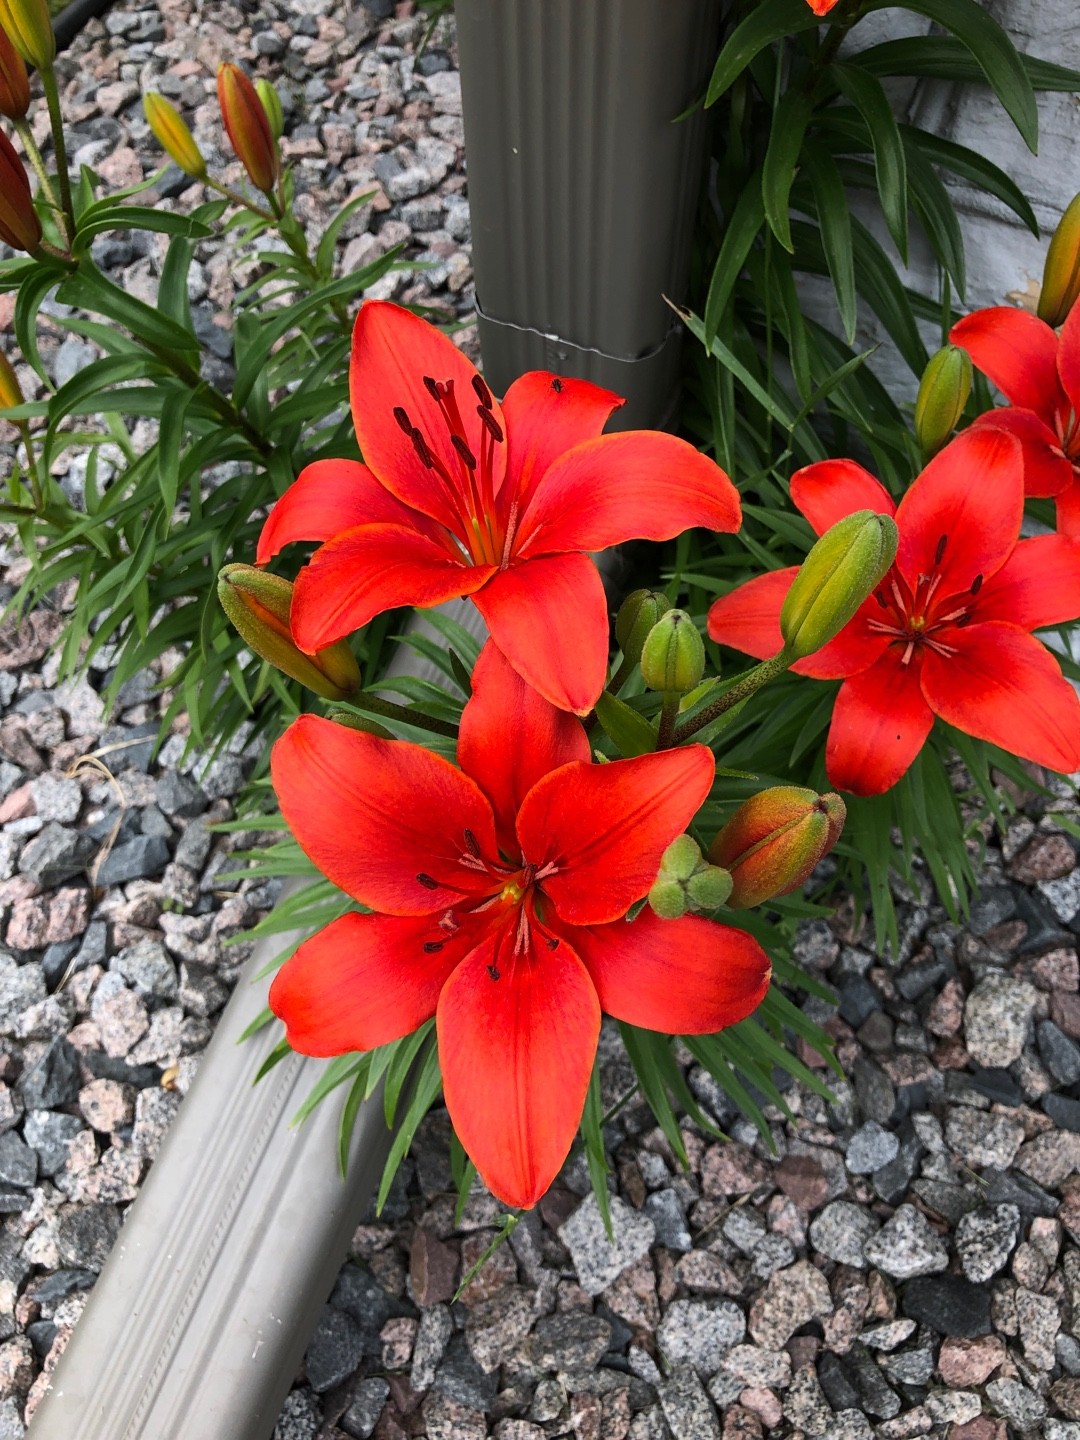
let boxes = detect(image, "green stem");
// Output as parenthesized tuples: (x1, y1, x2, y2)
(16, 422, 42, 510)
(39, 66, 74, 241)
(143, 341, 272, 459)
(349, 691, 459, 739)
(14, 119, 62, 220)
(673, 650, 792, 744)
(657, 692, 680, 750)
(206, 176, 276, 223)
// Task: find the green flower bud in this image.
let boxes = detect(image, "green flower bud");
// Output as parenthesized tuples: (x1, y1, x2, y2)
(255, 77, 284, 142)
(780, 511, 898, 662)
(640, 610, 705, 696)
(615, 588, 671, 667)
(218, 564, 361, 700)
(686, 865, 733, 911)
(1040, 192, 1080, 328)
(648, 876, 688, 920)
(659, 833, 702, 883)
(914, 345, 973, 461)
(709, 786, 846, 908)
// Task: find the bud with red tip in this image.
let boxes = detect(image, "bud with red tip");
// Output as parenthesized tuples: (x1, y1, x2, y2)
(144, 92, 206, 179)
(0, 24, 29, 121)
(0, 128, 39, 253)
(1039, 192, 1080, 328)
(914, 345, 972, 461)
(709, 786, 846, 908)
(0, 0, 54, 72)
(217, 63, 279, 195)
(218, 564, 361, 700)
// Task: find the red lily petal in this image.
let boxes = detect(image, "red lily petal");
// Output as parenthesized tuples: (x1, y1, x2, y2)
(351, 300, 507, 530)
(972, 409, 1073, 498)
(570, 910, 771, 1035)
(826, 651, 935, 795)
(458, 640, 590, 850)
(1057, 298, 1080, 419)
(290, 523, 495, 653)
(922, 621, 1080, 775)
(516, 746, 715, 926)
(707, 568, 793, 660)
(975, 534, 1080, 630)
(502, 372, 624, 514)
(438, 928, 600, 1209)
(473, 553, 609, 715)
(269, 911, 480, 1055)
(256, 460, 429, 565)
(790, 459, 896, 536)
(895, 428, 1023, 593)
(706, 567, 886, 679)
(951, 307, 1063, 419)
(271, 714, 498, 914)
(1057, 480, 1080, 540)
(515, 432, 740, 558)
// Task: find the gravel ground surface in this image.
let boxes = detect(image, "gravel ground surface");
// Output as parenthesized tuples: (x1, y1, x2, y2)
(3, 4, 1080, 1440)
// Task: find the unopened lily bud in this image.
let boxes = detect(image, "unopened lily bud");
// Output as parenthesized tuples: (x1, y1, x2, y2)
(640, 610, 705, 696)
(218, 564, 361, 700)
(0, 128, 38, 253)
(709, 786, 846, 908)
(0, 0, 54, 71)
(0, 348, 23, 409)
(914, 345, 972, 460)
(255, 78, 284, 141)
(615, 588, 671, 667)
(217, 63, 279, 195)
(0, 24, 28, 121)
(648, 834, 733, 919)
(780, 510, 898, 661)
(144, 92, 206, 179)
(1039, 192, 1080, 328)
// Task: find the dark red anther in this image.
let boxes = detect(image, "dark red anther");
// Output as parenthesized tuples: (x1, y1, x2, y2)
(935, 534, 948, 565)
(411, 428, 434, 469)
(423, 941, 444, 953)
(955, 612, 973, 627)
(486, 963, 501, 981)
(451, 434, 477, 469)
(970, 574, 983, 595)
(416, 873, 439, 889)
(874, 590, 888, 610)
(423, 375, 444, 402)
(393, 405, 412, 434)
(463, 828, 480, 857)
(472, 373, 493, 409)
(477, 406, 503, 443)
(551, 377, 563, 394)
(546, 936, 559, 950)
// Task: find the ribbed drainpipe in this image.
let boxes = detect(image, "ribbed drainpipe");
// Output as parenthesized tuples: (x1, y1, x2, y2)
(456, 0, 723, 428)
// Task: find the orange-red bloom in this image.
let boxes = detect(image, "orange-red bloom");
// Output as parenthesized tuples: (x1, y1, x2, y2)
(258, 301, 742, 715)
(0, 127, 38, 253)
(951, 304, 1080, 538)
(269, 642, 770, 1209)
(217, 62, 278, 195)
(707, 429, 1080, 796)
(806, 0, 841, 13)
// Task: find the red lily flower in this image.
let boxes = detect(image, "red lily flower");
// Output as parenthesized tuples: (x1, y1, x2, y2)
(257, 301, 741, 715)
(951, 303, 1080, 537)
(268, 642, 770, 1209)
(707, 429, 1080, 796)
(806, 0, 841, 13)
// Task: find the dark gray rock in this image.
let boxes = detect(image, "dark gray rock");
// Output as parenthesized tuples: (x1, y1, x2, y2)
(1043, 1093, 1080, 1132)
(111, 940, 177, 1000)
(896, 955, 950, 1000)
(872, 1130, 924, 1206)
(433, 1332, 498, 1410)
(531, 1311, 613, 1372)
(969, 1067, 1023, 1107)
(0, 1131, 37, 1189)
(643, 1188, 691, 1251)
(845, 1344, 901, 1419)
(818, 1350, 861, 1412)
(340, 1377, 389, 1439)
(56, 1204, 121, 1272)
(852, 1055, 895, 1125)
(968, 886, 1016, 935)
(901, 1275, 992, 1337)
(28, 1268, 95, 1313)
(837, 976, 880, 1028)
(18, 1036, 81, 1108)
(1039, 1020, 1080, 1086)
(41, 939, 79, 991)
(330, 1263, 411, 1356)
(304, 1305, 364, 1394)
(155, 771, 207, 819)
(97, 723, 158, 772)
(23, 1110, 83, 1176)
(981, 1166, 1059, 1217)
(95, 835, 170, 886)
(19, 823, 96, 887)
